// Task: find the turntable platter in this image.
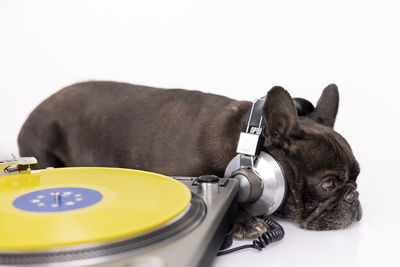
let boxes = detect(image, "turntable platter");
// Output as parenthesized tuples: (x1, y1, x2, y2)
(0, 167, 191, 250)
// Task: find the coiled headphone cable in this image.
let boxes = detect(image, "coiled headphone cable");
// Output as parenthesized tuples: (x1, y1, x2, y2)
(217, 217, 284, 256)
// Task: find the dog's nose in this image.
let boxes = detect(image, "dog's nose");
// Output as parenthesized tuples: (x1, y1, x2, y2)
(344, 189, 359, 204)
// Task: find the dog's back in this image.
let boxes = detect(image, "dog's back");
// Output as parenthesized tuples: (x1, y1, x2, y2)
(18, 81, 250, 176)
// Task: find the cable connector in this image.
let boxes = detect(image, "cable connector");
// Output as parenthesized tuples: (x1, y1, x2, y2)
(0, 154, 38, 175)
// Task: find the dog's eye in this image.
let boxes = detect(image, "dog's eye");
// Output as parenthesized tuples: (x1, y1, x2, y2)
(321, 177, 337, 191)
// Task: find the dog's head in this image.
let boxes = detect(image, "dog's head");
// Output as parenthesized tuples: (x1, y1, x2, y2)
(261, 84, 361, 230)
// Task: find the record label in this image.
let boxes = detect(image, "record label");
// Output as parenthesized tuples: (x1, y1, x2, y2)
(13, 187, 103, 213)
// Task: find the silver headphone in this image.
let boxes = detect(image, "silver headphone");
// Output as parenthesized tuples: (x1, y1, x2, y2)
(224, 96, 314, 215)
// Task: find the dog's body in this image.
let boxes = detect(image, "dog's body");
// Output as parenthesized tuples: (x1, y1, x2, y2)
(18, 81, 361, 237)
(19, 82, 247, 176)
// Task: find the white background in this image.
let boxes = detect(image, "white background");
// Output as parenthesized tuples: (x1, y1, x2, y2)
(1, 1, 399, 266)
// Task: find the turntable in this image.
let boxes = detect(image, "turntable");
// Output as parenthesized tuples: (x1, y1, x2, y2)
(0, 157, 238, 267)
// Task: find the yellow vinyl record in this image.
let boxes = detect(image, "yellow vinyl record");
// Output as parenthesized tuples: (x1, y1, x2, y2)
(0, 167, 191, 250)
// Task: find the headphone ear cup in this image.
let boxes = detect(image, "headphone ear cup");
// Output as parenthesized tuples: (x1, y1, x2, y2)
(293, 98, 315, 116)
(232, 168, 263, 203)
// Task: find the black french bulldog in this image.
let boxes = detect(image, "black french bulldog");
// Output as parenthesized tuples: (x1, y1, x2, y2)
(18, 81, 361, 238)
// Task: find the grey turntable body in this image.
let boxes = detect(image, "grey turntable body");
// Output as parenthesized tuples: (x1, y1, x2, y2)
(0, 177, 238, 267)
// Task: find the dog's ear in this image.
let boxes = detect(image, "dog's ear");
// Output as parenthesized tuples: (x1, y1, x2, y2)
(308, 84, 339, 128)
(262, 86, 301, 148)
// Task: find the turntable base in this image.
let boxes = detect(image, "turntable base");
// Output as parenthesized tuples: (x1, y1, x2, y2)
(0, 166, 238, 267)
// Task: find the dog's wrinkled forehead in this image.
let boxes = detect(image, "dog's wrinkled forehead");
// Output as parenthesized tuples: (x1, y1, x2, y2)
(297, 118, 360, 183)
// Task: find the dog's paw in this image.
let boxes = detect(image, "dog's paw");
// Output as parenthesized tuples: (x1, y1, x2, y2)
(233, 216, 269, 239)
